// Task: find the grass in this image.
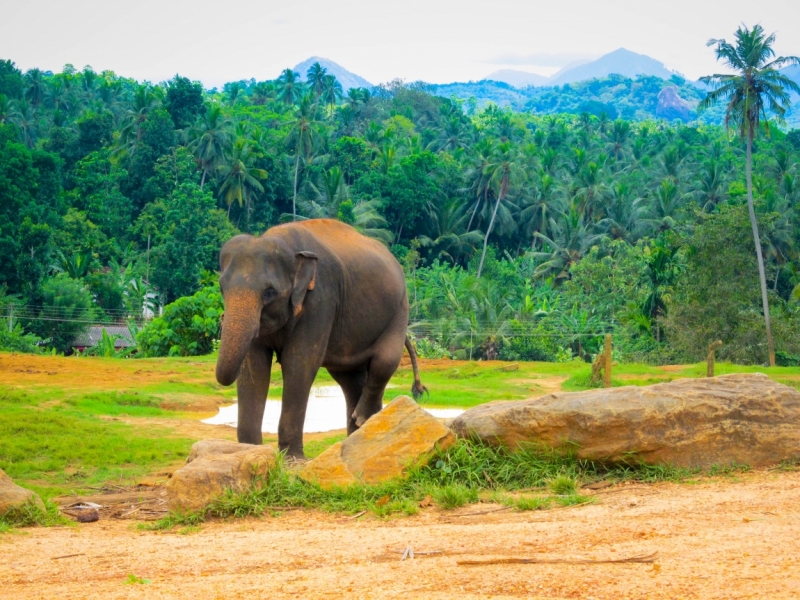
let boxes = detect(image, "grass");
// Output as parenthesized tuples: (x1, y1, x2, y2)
(0, 499, 72, 531)
(142, 437, 691, 530)
(0, 388, 194, 499)
(2, 351, 799, 519)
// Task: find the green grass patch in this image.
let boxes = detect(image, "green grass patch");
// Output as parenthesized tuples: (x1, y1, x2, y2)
(0, 389, 194, 499)
(304, 434, 346, 459)
(144, 438, 692, 530)
(0, 499, 71, 531)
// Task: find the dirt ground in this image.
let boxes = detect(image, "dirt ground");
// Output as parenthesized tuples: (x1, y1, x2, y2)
(3, 470, 800, 599)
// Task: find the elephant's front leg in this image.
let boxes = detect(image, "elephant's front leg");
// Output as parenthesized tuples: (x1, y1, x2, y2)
(278, 344, 326, 460)
(236, 344, 273, 445)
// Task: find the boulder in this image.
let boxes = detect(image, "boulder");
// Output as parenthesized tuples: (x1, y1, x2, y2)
(167, 439, 276, 512)
(0, 469, 44, 516)
(300, 396, 456, 488)
(450, 373, 800, 469)
(656, 86, 692, 122)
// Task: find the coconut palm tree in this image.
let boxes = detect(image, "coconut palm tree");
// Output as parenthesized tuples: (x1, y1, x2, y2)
(476, 141, 526, 277)
(321, 74, 342, 112)
(187, 104, 231, 189)
(217, 136, 267, 228)
(700, 24, 800, 366)
(306, 62, 327, 99)
(277, 69, 303, 106)
(287, 95, 323, 220)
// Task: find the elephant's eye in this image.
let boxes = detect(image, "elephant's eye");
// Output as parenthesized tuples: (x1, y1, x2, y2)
(262, 288, 277, 302)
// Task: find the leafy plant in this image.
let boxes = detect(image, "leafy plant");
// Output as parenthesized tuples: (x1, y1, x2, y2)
(137, 285, 222, 357)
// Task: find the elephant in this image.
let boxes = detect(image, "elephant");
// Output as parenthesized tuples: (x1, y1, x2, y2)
(215, 219, 426, 459)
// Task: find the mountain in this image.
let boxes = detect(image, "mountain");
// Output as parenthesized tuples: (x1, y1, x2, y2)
(482, 69, 550, 88)
(548, 48, 674, 86)
(291, 57, 373, 92)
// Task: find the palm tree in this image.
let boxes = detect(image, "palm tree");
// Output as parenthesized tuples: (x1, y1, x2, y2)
(532, 207, 603, 281)
(24, 68, 46, 107)
(321, 74, 342, 112)
(693, 158, 727, 211)
(306, 63, 327, 99)
(700, 24, 800, 366)
(476, 141, 526, 277)
(287, 95, 323, 220)
(277, 69, 303, 106)
(187, 104, 231, 188)
(217, 136, 267, 229)
(418, 197, 483, 264)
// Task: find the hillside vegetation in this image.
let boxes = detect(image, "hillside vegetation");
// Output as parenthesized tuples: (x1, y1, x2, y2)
(0, 51, 799, 366)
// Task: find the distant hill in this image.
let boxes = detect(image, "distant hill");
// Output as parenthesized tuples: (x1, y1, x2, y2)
(548, 48, 675, 85)
(291, 57, 373, 92)
(483, 69, 549, 88)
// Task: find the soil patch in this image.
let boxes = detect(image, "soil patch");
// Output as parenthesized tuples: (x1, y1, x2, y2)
(4, 470, 800, 598)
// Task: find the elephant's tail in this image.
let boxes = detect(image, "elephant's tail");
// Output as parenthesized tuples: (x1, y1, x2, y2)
(405, 335, 428, 400)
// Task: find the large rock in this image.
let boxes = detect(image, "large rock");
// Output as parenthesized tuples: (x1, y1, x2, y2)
(656, 86, 692, 122)
(451, 374, 800, 469)
(300, 396, 456, 488)
(0, 469, 44, 516)
(167, 440, 276, 512)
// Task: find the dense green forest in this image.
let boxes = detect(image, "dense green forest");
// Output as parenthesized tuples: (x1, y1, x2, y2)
(1, 51, 799, 366)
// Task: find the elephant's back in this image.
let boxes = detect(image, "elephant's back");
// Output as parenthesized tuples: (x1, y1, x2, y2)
(269, 219, 405, 290)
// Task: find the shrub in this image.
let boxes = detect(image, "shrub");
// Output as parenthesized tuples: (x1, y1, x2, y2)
(0, 323, 42, 353)
(137, 285, 222, 357)
(30, 274, 95, 352)
(498, 320, 558, 362)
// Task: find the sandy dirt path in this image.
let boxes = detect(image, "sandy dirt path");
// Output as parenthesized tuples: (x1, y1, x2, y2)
(3, 470, 800, 599)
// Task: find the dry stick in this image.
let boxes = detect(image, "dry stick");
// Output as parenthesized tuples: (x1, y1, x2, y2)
(445, 506, 513, 518)
(458, 552, 658, 566)
(51, 553, 86, 560)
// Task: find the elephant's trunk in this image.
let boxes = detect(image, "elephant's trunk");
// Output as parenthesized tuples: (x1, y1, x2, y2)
(216, 291, 262, 386)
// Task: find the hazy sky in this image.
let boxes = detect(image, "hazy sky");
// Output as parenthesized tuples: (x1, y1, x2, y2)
(2, 0, 798, 87)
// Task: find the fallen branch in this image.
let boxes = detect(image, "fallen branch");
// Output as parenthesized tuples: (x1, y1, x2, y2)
(445, 506, 512, 518)
(51, 553, 86, 560)
(458, 551, 658, 566)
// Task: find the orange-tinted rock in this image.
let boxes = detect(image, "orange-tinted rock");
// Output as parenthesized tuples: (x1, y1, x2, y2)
(167, 439, 276, 512)
(0, 468, 44, 516)
(300, 396, 455, 488)
(451, 373, 800, 469)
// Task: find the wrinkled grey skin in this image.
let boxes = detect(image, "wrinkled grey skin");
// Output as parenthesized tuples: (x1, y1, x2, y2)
(215, 219, 425, 459)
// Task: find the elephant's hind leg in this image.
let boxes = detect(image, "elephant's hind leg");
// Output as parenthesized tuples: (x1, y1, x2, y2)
(329, 369, 367, 435)
(352, 331, 405, 428)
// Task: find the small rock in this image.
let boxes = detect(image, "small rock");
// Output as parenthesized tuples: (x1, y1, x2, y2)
(300, 396, 456, 488)
(0, 468, 44, 516)
(451, 374, 800, 469)
(167, 440, 276, 512)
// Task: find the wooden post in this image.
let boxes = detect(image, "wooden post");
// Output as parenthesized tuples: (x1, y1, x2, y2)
(603, 334, 612, 388)
(706, 340, 723, 378)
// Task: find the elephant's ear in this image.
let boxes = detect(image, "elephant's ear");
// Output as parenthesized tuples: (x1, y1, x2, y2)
(291, 251, 318, 317)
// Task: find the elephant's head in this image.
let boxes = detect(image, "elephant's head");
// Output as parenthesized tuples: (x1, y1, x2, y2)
(215, 234, 318, 386)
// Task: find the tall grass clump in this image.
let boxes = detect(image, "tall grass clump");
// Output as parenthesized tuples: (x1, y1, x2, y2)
(144, 437, 694, 530)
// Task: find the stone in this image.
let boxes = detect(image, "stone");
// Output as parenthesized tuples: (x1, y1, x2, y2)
(167, 439, 276, 512)
(656, 86, 692, 122)
(0, 468, 44, 516)
(300, 396, 456, 488)
(450, 373, 800, 469)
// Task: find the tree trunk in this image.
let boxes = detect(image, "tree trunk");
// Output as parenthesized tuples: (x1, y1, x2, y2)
(477, 192, 503, 278)
(746, 131, 776, 367)
(774, 264, 781, 291)
(200, 168, 207, 190)
(293, 154, 300, 221)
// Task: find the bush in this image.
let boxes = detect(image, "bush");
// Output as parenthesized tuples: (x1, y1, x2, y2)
(498, 320, 558, 362)
(137, 285, 222, 357)
(0, 323, 42, 353)
(30, 274, 95, 352)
